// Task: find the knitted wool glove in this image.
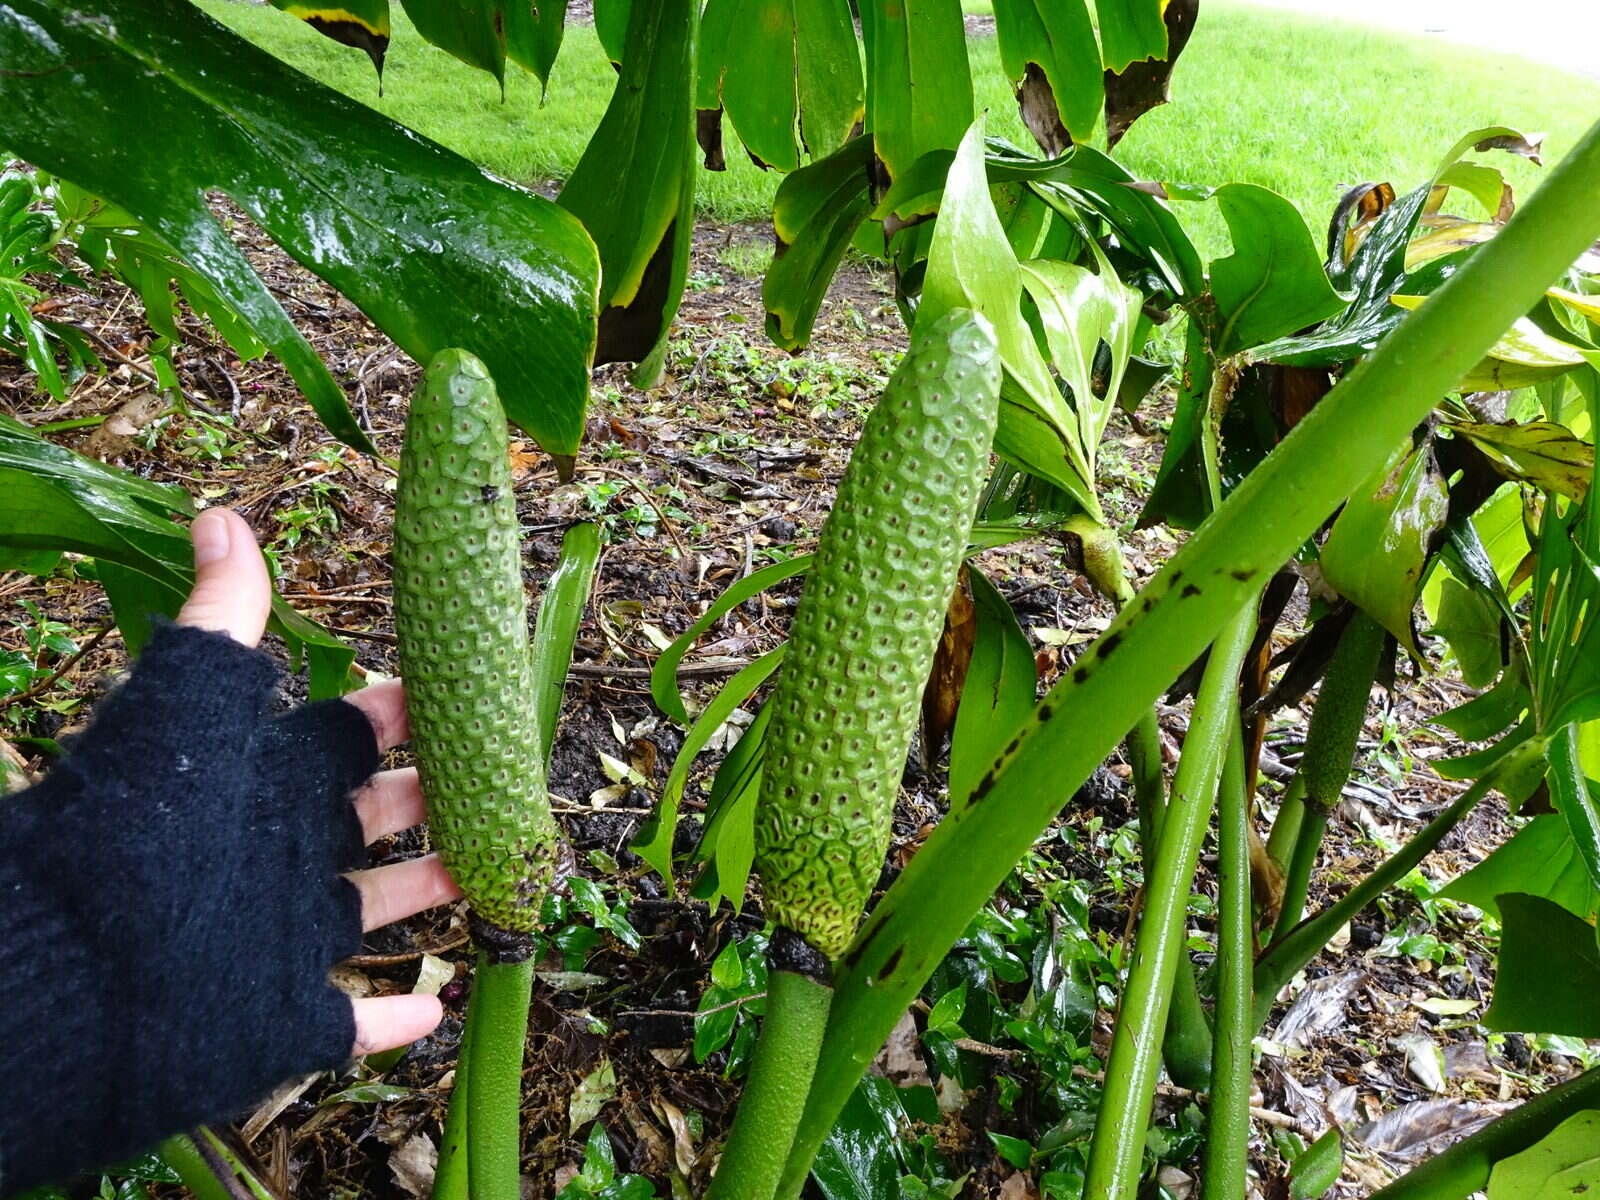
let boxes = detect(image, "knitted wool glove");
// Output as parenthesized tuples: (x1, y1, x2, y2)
(0, 623, 379, 1196)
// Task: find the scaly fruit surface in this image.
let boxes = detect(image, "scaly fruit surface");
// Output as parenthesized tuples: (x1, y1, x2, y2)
(393, 349, 557, 934)
(755, 309, 1000, 960)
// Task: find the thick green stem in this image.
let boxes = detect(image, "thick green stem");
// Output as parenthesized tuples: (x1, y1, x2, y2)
(1203, 723, 1252, 1200)
(1083, 601, 1258, 1200)
(1130, 709, 1214, 1090)
(1367, 1065, 1600, 1199)
(706, 968, 833, 1200)
(431, 980, 478, 1200)
(1254, 774, 1491, 1031)
(158, 1134, 241, 1200)
(1270, 806, 1329, 942)
(1270, 612, 1384, 940)
(465, 953, 533, 1200)
(1123, 585, 1213, 1092)
(1264, 775, 1305, 871)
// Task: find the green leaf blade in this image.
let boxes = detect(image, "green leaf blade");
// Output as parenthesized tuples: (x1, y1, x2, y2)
(0, 0, 600, 455)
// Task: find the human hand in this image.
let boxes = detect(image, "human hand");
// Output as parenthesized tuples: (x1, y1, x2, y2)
(179, 508, 461, 1056)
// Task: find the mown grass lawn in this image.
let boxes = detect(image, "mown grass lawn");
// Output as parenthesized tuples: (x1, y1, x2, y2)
(197, 0, 1597, 255)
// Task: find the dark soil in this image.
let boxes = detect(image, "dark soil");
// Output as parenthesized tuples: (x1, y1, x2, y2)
(0, 189, 1583, 1199)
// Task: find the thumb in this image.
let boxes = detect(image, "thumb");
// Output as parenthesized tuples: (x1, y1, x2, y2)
(176, 508, 271, 647)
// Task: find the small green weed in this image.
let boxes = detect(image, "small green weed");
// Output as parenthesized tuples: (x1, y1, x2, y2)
(555, 1123, 661, 1200)
(694, 931, 768, 1076)
(0, 600, 83, 731)
(539, 878, 643, 971)
(715, 242, 771, 280)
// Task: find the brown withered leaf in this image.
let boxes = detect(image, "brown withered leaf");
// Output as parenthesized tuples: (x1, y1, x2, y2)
(1276, 364, 1335, 430)
(1103, 0, 1198, 148)
(696, 108, 727, 171)
(920, 565, 977, 764)
(1331, 181, 1396, 264)
(1017, 61, 1070, 157)
(507, 440, 543, 478)
(1474, 130, 1544, 165)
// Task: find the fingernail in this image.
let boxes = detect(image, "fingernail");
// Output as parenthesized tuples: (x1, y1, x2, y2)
(192, 509, 231, 566)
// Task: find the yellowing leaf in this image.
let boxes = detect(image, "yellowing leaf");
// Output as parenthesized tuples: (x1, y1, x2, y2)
(1449, 420, 1594, 502)
(1392, 296, 1585, 389)
(1548, 285, 1600, 324)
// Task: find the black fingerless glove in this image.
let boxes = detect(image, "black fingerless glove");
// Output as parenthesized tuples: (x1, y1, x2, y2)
(0, 623, 379, 1196)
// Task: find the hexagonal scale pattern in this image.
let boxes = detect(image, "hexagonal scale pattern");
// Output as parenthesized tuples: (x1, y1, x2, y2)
(392, 350, 558, 934)
(755, 311, 1000, 960)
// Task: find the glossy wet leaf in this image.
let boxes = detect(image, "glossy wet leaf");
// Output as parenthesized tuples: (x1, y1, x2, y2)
(1447, 420, 1593, 502)
(1483, 893, 1600, 1038)
(764, 136, 875, 350)
(558, 0, 696, 367)
(812, 1076, 921, 1200)
(949, 567, 1037, 812)
(1265, 128, 1552, 370)
(991, 0, 1101, 148)
(0, 0, 600, 456)
(1320, 439, 1448, 656)
(0, 413, 192, 589)
(1007, 144, 1204, 299)
(921, 122, 1099, 518)
(0, 415, 354, 694)
(861, 0, 973, 181)
(1488, 1110, 1600, 1200)
(1440, 815, 1600, 923)
(701, 0, 863, 173)
(1255, 178, 1435, 367)
(1209, 184, 1346, 357)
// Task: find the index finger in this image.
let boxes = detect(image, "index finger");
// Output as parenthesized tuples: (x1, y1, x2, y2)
(343, 678, 409, 752)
